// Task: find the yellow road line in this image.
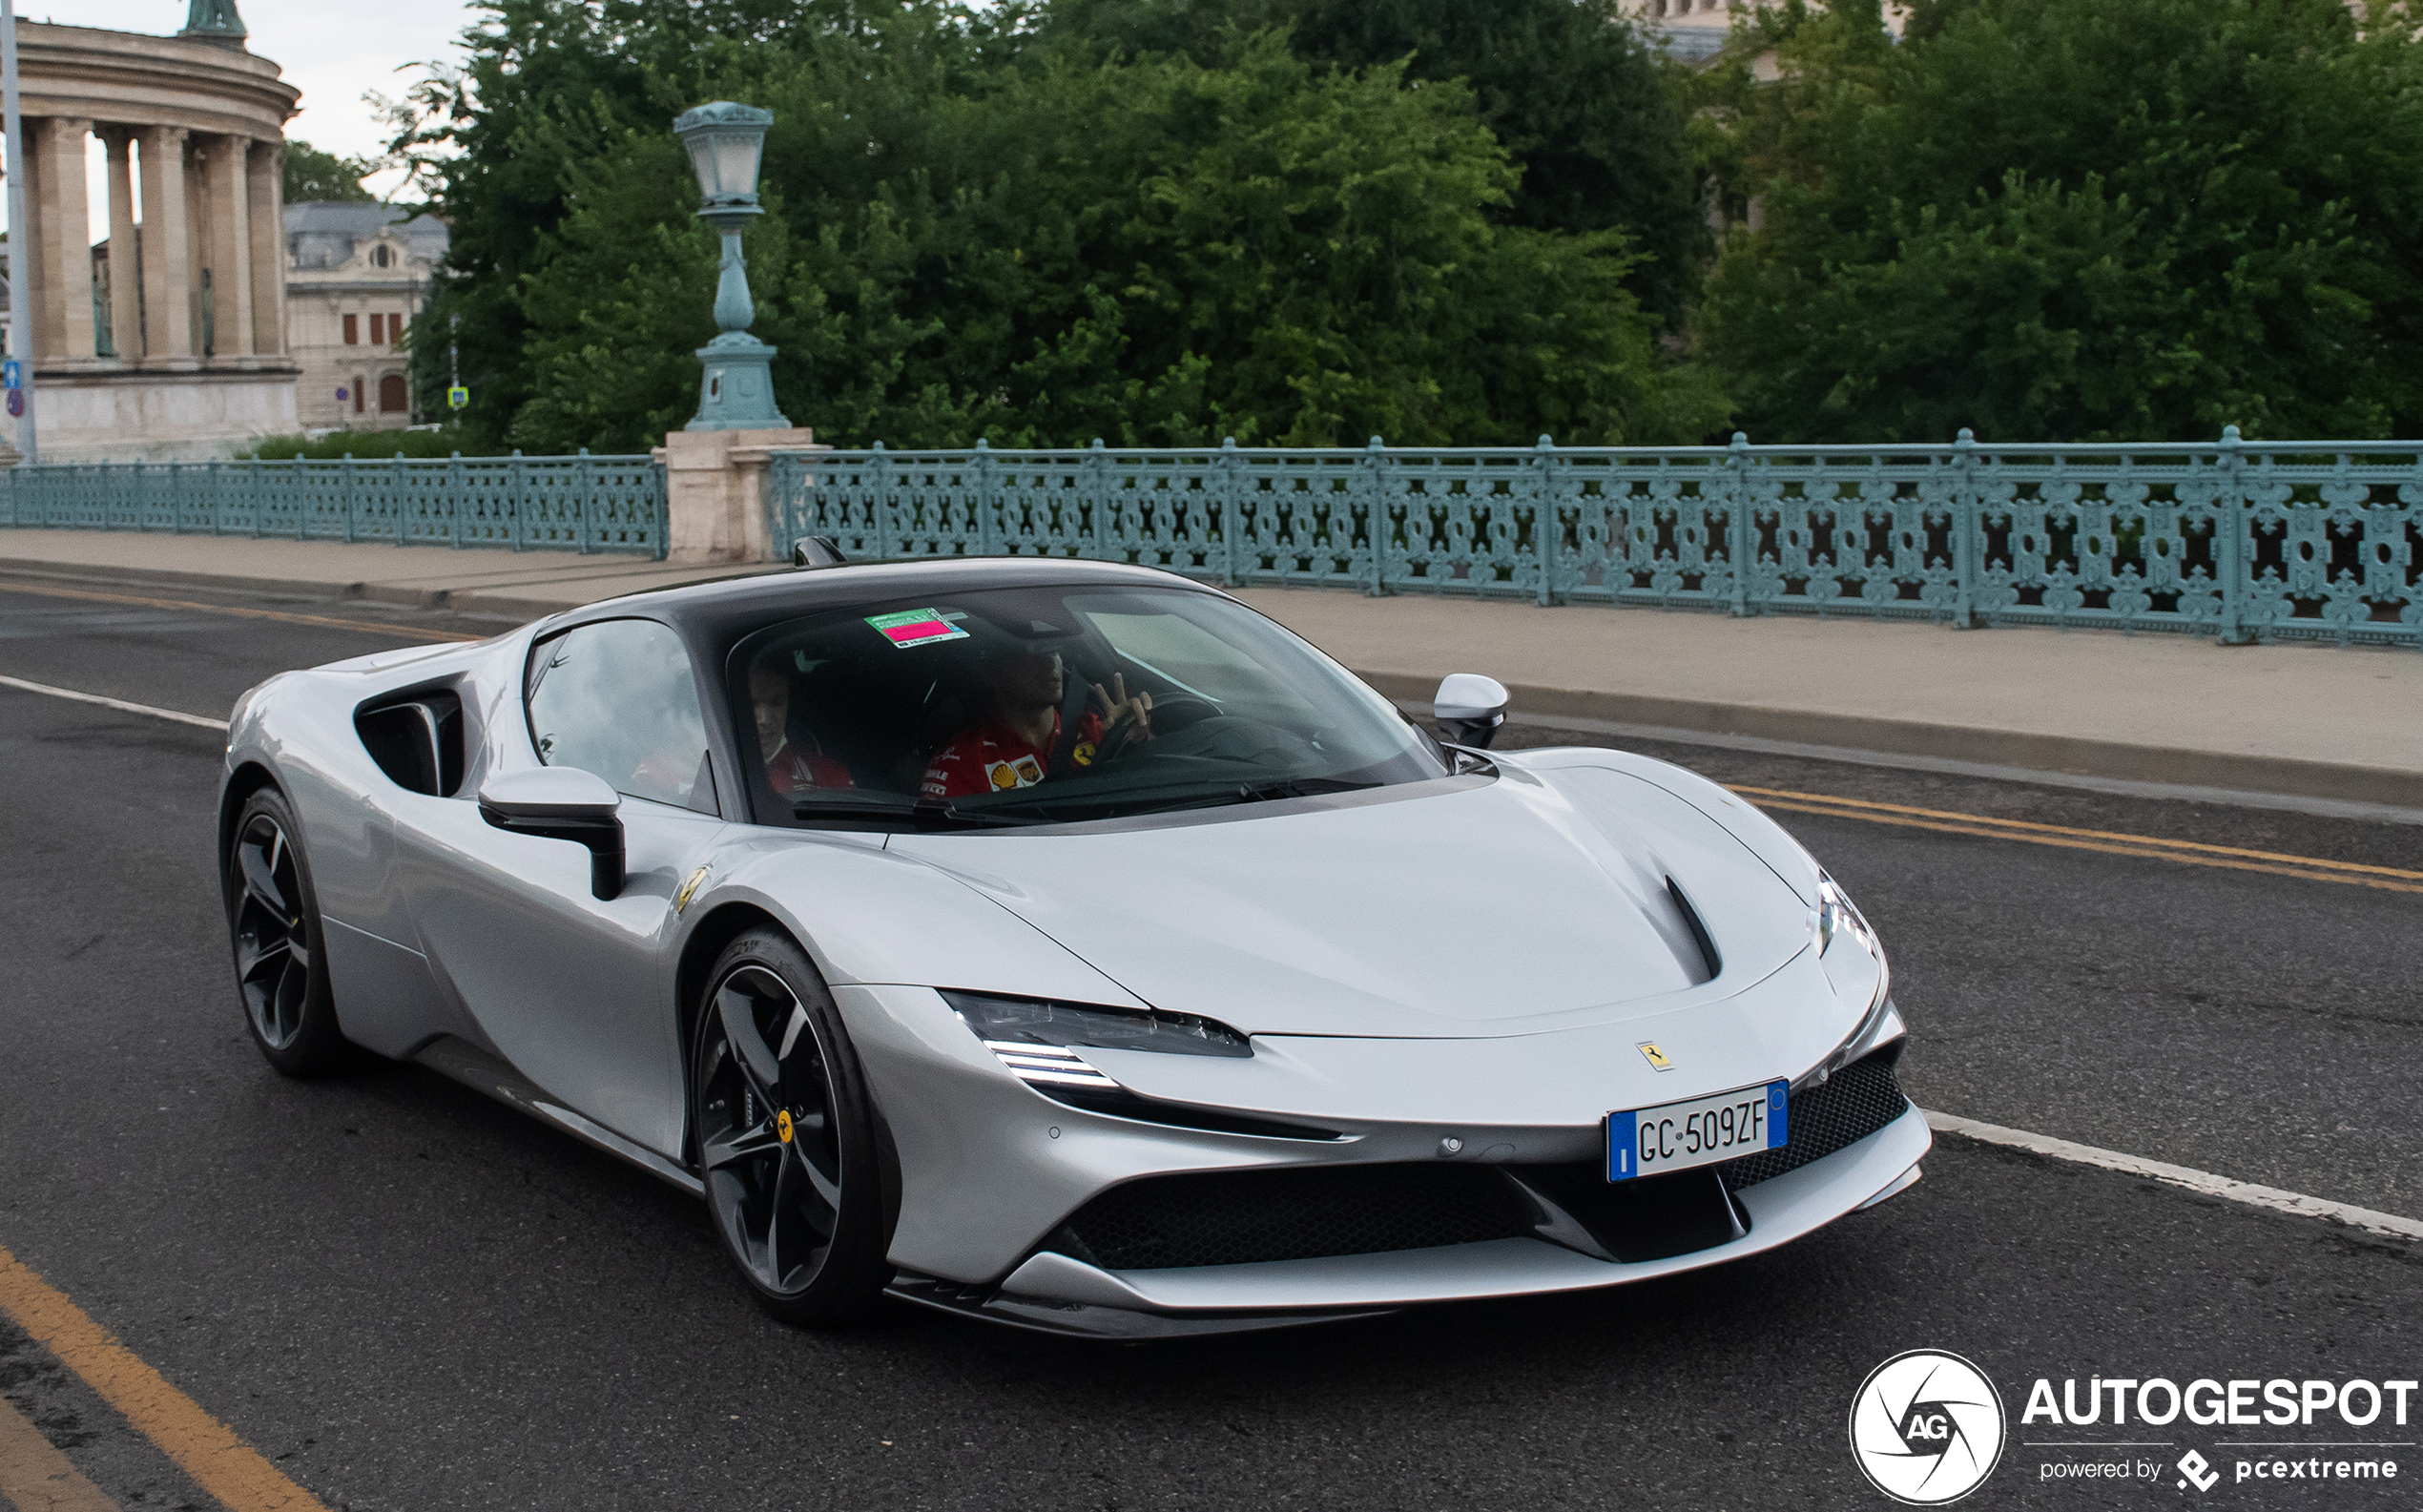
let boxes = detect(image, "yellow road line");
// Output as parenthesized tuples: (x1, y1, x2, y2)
(0, 1392, 121, 1512)
(0, 1246, 330, 1512)
(1748, 797, 2423, 896)
(1730, 784, 2423, 881)
(0, 579, 483, 644)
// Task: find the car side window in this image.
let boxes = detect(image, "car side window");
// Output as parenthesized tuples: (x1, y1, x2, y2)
(527, 619, 716, 812)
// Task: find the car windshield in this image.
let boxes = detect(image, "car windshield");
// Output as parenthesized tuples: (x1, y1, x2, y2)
(724, 583, 1451, 828)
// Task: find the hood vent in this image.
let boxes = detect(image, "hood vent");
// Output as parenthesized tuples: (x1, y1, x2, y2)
(1666, 877, 1722, 984)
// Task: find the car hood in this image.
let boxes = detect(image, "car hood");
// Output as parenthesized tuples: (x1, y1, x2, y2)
(884, 761, 1813, 1038)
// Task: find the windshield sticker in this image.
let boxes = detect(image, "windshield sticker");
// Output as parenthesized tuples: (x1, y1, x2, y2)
(866, 609, 970, 649)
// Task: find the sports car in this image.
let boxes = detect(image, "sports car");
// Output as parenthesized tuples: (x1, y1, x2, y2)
(218, 554, 1928, 1337)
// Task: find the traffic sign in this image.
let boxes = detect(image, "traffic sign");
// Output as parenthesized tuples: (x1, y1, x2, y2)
(447, 385, 469, 410)
(3, 360, 20, 390)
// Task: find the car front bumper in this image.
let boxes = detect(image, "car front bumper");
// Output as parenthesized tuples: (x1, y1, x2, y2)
(839, 981, 1928, 1335)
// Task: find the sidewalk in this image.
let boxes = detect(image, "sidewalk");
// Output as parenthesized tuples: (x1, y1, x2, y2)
(5, 528, 2418, 810)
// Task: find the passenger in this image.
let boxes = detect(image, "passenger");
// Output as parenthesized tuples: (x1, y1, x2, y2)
(751, 663, 853, 796)
(921, 648, 1152, 799)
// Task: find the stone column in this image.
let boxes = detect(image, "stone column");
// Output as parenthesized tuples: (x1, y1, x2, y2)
(136, 126, 196, 365)
(185, 138, 212, 355)
(207, 135, 254, 361)
(244, 140, 284, 358)
(101, 130, 141, 363)
(37, 118, 95, 361)
(12, 123, 42, 358)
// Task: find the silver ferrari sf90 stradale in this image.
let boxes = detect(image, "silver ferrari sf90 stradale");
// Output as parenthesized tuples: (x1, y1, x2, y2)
(219, 555, 1926, 1337)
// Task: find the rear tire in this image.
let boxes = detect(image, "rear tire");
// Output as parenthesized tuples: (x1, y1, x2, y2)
(692, 928, 891, 1326)
(225, 789, 352, 1077)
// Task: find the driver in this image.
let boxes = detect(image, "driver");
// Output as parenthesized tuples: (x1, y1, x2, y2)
(921, 646, 1152, 799)
(751, 663, 853, 796)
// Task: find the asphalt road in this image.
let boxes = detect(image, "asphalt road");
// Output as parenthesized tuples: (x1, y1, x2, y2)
(1, 570, 2417, 1512)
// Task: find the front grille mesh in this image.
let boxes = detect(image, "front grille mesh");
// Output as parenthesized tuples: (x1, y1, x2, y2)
(1718, 1052, 1909, 1191)
(1046, 1051, 1910, 1273)
(1058, 1163, 1530, 1271)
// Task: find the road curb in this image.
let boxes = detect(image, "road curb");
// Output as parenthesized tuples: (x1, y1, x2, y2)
(1354, 671, 2423, 812)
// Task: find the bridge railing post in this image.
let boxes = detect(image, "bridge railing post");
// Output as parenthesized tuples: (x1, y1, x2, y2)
(2217, 425, 2248, 645)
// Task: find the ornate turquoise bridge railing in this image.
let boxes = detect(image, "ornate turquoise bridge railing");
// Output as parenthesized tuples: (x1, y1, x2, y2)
(0, 452, 671, 558)
(766, 428, 2423, 648)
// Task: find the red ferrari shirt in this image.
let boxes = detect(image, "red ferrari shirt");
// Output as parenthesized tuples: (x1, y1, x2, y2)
(922, 710, 1103, 800)
(765, 738, 853, 797)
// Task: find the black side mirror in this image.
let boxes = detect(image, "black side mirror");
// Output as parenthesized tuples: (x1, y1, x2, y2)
(478, 768, 625, 901)
(793, 535, 848, 570)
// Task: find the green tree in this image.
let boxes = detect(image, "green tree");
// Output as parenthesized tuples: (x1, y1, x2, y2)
(1042, 0, 1703, 323)
(1693, 0, 2423, 443)
(280, 139, 378, 202)
(399, 5, 1718, 453)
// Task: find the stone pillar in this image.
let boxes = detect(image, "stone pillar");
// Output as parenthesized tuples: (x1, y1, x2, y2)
(12, 123, 42, 358)
(185, 137, 212, 355)
(207, 135, 254, 361)
(656, 425, 821, 563)
(245, 140, 283, 358)
(101, 130, 141, 364)
(136, 126, 196, 365)
(37, 117, 95, 361)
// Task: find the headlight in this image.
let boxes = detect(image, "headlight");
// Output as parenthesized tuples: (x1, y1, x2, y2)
(1805, 872, 1895, 1088)
(942, 990, 1250, 1091)
(1815, 872, 1876, 957)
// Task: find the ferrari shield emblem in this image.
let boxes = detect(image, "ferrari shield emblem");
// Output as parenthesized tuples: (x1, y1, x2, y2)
(1637, 1042, 1675, 1071)
(674, 866, 709, 913)
(776, 1108, 795, 1144)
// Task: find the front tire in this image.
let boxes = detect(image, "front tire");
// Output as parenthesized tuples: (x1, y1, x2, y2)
(225, 789, 352, 1077)
(692, 928, 890, 1326)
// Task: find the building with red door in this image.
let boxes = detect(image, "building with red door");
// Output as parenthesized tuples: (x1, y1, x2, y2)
(281, 200, 445, 435)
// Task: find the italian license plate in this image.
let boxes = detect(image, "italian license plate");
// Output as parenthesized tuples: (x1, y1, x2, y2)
(1606, 1080, 1789, 1182)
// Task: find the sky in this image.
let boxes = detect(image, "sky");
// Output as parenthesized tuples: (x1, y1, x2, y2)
(19, 0, 481, 237)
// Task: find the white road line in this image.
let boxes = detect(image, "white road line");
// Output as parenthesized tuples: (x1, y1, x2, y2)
(0, 673, 228, 732)
(1924, 1109, 2423, 1242)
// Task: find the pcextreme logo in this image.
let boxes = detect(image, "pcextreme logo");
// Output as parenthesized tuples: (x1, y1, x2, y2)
(1849, 1350, 2009, 1505)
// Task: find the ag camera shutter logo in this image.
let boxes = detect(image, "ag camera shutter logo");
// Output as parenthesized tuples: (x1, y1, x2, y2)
(1850, 1350, 2008, 1504)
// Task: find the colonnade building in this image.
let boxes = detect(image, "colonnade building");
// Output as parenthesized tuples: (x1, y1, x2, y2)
(4, 2, 300, 460)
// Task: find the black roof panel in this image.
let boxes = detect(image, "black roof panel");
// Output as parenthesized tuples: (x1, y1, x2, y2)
(550, 555, 1232, 644)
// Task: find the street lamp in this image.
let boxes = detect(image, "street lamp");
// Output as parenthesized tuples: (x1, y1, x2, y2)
(674, 101, 789, 431)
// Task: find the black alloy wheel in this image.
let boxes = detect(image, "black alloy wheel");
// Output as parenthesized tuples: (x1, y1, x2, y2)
(692, 929, 889, 1325)
(225, 789, 351, 1076)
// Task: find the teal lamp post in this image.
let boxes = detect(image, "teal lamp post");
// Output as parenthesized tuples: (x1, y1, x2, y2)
(675, 101, 791, 431)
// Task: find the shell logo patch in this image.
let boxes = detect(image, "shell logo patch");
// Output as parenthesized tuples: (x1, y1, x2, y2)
(985, 756, 1046, 790)
(1637, 1042, 1675, 1071)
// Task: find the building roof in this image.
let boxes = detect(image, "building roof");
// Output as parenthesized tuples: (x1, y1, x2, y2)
(283, 200, 447, 271)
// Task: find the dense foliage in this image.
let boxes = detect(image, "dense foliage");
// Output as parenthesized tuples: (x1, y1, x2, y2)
(391, 0, 1714, 453)
(1040, 0, 1703, 322)
(242, 427, 472, 460)
(1689, 0, 2423, 443)
(393, 0, 2423, 454)
(281, 140, 379, 203)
